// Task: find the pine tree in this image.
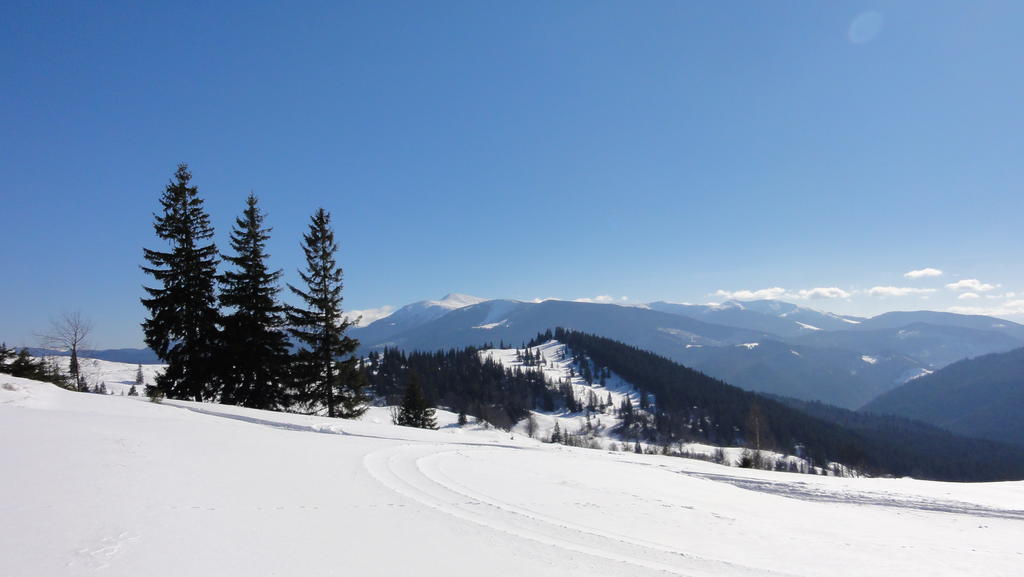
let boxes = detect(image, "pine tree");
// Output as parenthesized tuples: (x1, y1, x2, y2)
(287, 208, 367, 418)
(141, 164, 221, 401)
(550, 421, 562, 444)
(134, 364, 144, 387)
(128, 385, 139, 396)
(219, 193, 292, 410)
(394, 373, 437, 429)
(0, 343, 12, 373)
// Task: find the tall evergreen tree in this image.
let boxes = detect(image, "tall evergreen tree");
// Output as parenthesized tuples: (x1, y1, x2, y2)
(141, 164, 221, 401)
(287, 208, 367, 418)
(219, 193, 292, 410)
(0, 343, 13, 373)
(394, 373, 437, 429)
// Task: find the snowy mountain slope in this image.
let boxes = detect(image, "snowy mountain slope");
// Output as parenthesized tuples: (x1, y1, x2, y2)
(39, 355, 165, 394)
(3, 374, 1023, 577)
(350, 293, 488, 346)
(648, 300, 865, 337)
(850, 310, 1024, 341)
(353, 299, 767, 354)
(788, 322, 1024, 369)
(672, 340, 927, 409)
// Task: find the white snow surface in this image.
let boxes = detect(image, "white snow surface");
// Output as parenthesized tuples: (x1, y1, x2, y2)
(3, 370, 1024, 576)
(795, 321, 822, 331)
(429, 292, 487, 309)
(38, 356, 166, 394)
(861, 355, 878, 365)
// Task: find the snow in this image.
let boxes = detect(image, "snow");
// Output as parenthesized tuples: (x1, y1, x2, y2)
(428, 292, 487, 310)
(736, 342, 760, 349)
(480, 341, 640, 444)
(900, 367, 935, 382)
(795, 321, 822, 331)
(473, 319, 508, 330)
(861, 355, 878, 365)
(3, 368, 1024, 576)
(38, 356, 165, 394)
(790, 350, 801, 357)
(6, 373, 1024, 573)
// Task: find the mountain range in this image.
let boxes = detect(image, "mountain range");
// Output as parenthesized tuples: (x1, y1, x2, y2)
(863, 346, 1024, 446)
(37, 293, 1023, 421)
(348, 294, 1024, 410)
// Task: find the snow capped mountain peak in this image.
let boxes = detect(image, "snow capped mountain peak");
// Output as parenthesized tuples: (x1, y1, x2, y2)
(429, 293, 487, 310)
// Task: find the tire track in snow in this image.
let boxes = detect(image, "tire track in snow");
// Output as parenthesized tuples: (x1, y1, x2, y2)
(363, 444, 800, 577)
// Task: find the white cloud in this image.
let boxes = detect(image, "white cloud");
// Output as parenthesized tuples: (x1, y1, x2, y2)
(345, 305, 395, 327)
(957, 292, 980, 300)
(713, 286, 853, 301)
(945, 279, 998, 292)
(792, 287, 852, 300)
(867, 286, 937, 297)
(574, 295, 617, 304)
(948, 300, 1024, 318)
(904, 268, 943, 279)
(712, 287, 787, 301)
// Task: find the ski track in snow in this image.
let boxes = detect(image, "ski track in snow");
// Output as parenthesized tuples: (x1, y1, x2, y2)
(363, 444, 798, 577)
(175, 403, 796, 576)
(675, 471, 1024, 520)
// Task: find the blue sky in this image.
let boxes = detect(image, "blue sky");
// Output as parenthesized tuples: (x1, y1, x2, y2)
(2, 1, 1022, 348)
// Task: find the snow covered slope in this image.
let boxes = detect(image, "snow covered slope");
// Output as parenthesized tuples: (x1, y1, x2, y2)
(4, 373, 1022, 576)
(39, 355, 165, 394)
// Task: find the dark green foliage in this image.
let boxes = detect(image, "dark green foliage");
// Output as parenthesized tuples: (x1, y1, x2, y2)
(394, 373, 437, 429)
(777, 396, 1024, 481)
(141, 164, 221, 401)
(551, 328, 1024, 481)
(362, 347, 563, 428)
(287, 208, 366, 418)
(549, 328, 877, 470)
(128, 385, 139, 396)
(3, 348, 70, 388)
(0, 343, 12, 373)
(146, 384, 164, 403)
(219, 194, 292, 410)
(134, 364, 144, 387)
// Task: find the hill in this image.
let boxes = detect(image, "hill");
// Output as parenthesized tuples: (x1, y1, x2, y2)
(2, 372, 1022, 577)
(862, 347, 1024, 446)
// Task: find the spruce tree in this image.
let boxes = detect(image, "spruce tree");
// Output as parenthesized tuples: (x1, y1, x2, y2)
(219, 193, 292, 410)
(141, 164, 221, 401)
(394, 373, 437, 429)
(287, 208, 367, 418)
(0, 343, 12, 373)
(134, 364, 144, 387)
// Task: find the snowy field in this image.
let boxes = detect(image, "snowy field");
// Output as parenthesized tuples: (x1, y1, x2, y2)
(2, 373, 1023, 577)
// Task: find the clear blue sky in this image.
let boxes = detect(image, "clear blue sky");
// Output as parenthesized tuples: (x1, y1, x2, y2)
(2, 1, 1022, 348)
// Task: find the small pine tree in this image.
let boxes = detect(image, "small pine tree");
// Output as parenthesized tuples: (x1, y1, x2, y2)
(134, 364, 144, 387)
(146, 384, 164, 403)
(550, 421, 562, 444)
(393, 373, 437, 429)
(128, 385, 139, 396)
(457, 410, 468, 426)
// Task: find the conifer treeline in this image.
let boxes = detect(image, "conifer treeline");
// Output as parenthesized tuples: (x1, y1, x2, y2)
(140, 164, 366, 416)
(362, 347, 563, 430)
(0, 343, 70, 387)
